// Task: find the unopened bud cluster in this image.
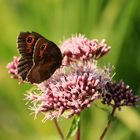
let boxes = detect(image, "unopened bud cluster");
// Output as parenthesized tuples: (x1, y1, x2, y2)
(101, 81, 140, 108)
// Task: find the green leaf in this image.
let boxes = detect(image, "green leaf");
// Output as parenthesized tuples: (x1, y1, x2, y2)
(66, 115, 80, 140)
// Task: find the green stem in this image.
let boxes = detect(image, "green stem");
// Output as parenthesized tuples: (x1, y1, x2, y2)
(75, 114, 80, 140)
(53, 118, 65, 140)
(99, 107, 116, 140)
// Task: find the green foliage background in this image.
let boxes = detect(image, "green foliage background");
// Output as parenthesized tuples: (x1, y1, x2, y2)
(0, 0, 140, 140)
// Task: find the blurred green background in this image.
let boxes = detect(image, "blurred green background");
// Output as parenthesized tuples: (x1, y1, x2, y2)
(0, 0, 140, 140)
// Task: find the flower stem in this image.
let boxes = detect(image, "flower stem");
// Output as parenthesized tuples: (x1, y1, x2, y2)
(53, 118, 65, 140)
(75, 114, 80, 140)
(99, 107, 116, 140)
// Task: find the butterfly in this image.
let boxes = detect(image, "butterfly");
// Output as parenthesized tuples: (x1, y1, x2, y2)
(17, 32, 62, 84)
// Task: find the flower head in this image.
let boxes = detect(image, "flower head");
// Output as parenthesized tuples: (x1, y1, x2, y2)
(6, 56, 19, 79)
(25, 61, 111, 120)
(101, 80, 140, 109)
(60, 34, 111, 65)
(7, 34, 139, 122)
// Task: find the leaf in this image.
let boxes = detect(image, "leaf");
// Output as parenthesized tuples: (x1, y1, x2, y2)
(65, 115, 80, 140)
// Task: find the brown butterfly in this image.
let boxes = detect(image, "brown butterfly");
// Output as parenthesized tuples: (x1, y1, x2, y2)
(17, 32, 62, 84)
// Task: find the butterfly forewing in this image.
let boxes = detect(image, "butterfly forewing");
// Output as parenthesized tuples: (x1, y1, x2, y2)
(18, 57, 33, 80)
(17, 32, 43, 57)
(17, 32, 43, 81)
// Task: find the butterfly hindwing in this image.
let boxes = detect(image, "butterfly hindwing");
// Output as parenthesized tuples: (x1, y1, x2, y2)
(27, 38, 62, 83)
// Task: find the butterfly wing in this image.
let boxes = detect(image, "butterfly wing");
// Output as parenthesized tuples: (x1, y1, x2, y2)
(27, 38, 62, 83)
(17, 32, 44, 81)
(17, 57, 33, 80)
(17, 32, 43, 57)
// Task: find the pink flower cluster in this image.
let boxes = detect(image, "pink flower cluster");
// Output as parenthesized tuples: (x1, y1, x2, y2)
(6, 56, 19, 79)
(25, 62, 111, 120)
(7, 34, 113, 120)
(60, 34, 111, 65)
